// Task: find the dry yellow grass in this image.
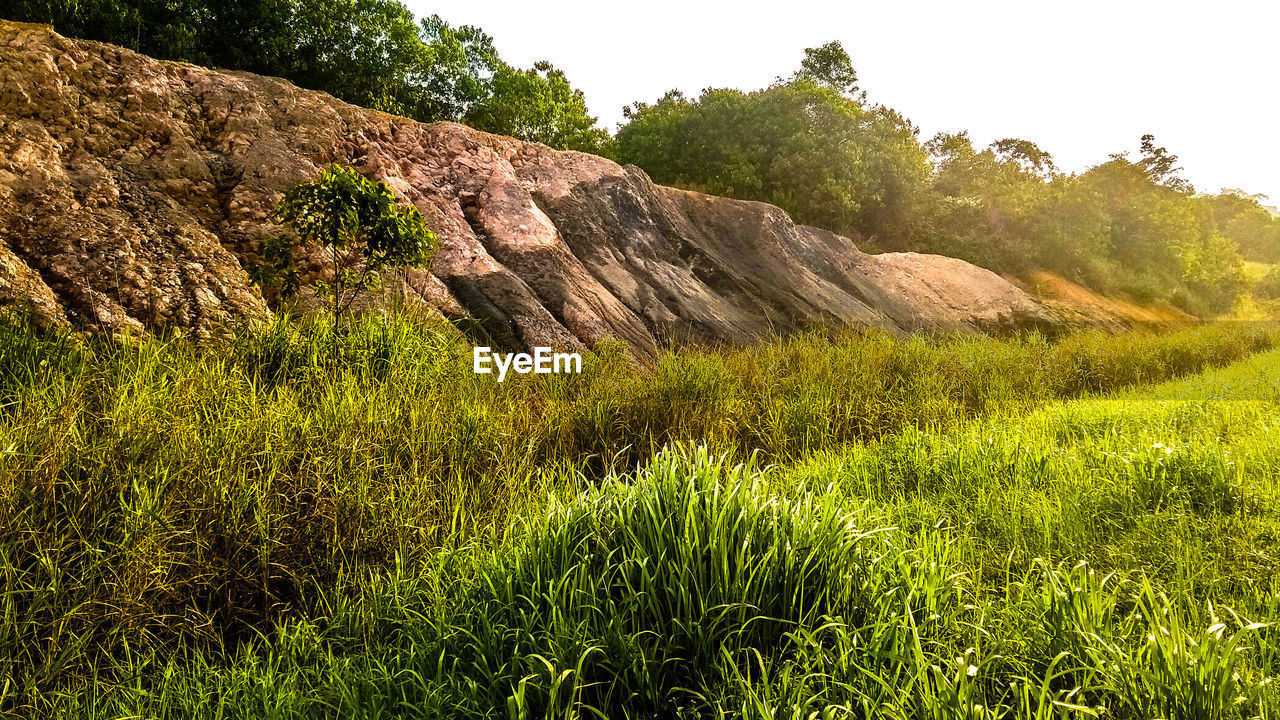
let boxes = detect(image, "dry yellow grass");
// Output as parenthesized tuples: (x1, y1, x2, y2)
(1025, 270, 1197, 326)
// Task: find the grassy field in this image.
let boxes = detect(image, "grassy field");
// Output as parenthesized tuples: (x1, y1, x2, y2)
(1, 314, 1278, 718)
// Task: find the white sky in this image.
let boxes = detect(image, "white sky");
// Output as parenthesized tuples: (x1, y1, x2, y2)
(413, 0, 1279, 203)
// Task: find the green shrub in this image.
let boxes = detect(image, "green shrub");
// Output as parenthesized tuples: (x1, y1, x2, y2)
(260, 164, 437, 316)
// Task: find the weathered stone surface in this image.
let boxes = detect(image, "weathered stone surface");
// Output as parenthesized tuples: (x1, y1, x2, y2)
(1, 21, 1059, 354)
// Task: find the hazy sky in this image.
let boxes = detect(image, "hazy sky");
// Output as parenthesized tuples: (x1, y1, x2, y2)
(411, 1, 1279, 203)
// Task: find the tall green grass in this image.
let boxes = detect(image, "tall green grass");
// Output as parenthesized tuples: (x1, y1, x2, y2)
(1, 312, 1277, 717)
(26, 443, 1278, 718)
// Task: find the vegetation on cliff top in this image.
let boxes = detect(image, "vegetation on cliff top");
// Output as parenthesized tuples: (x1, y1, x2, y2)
(4, 0, 613, 154)
(616, 55, 1277, 316)
(7, 3, 1278, 316)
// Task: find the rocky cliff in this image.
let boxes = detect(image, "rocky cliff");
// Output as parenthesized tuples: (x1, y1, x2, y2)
(1, 21, 1059, 359)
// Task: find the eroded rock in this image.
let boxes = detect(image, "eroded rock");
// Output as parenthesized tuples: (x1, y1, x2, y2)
(1, 21, 1060, 354)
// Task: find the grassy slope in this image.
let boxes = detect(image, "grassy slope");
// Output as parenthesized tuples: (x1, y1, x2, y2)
(52, 344, 1280, 719)
(2, 317, 1279, 718)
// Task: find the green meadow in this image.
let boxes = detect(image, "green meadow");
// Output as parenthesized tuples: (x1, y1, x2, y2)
(2, 314, 1279, 718)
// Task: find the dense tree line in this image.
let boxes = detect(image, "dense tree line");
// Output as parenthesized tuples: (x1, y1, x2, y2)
(615, 43, 1279, 315)
(615, 82, 931, 250)
(919, 132, 1264, 313)
(5, 0, 610, 153)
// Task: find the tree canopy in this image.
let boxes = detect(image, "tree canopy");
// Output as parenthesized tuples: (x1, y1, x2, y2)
(5, 0, 609, 152)
(920, 130, 1261, 313)
(792, 41, 859, 96)
(614, 41, 1276, 316)
(467, 61, 611, 155)
(615, 59, 931, 247)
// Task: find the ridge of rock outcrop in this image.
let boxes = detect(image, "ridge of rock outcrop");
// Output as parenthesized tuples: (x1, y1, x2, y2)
(1, 21, 1058, 357)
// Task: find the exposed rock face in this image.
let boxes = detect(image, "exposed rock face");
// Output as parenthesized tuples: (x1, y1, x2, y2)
(1, 21, 1057, 355)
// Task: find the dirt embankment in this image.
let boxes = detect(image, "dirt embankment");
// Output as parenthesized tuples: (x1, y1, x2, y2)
(1023, 271, 1196, 329)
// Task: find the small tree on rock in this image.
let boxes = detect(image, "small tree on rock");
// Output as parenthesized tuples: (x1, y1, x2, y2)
(261, 164, 437, 317)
